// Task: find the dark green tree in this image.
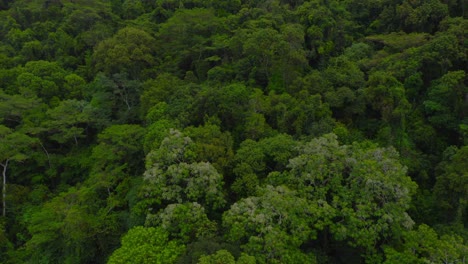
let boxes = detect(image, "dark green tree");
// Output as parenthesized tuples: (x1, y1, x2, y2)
(0, 125, 36, 217)
(93, 27, 157, 79)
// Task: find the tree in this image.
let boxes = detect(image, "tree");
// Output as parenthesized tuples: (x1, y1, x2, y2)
(87, 124, 145, 210)
(296, 0, 354, 61)
(184, 123, 234, 174)
(140, 73, 185, 115)
(272, 134, 417, 257)
(0, 218, 14, 262)
(0, 88, 42, 128)
(93, 27, 156, 79)
(365, 71, 409, 124)
(144, 118, 177, 154)
(395, 0, 449, 33)
(232, 134, 298, 197)
(87, 73, 142, 125)
(24, 186, 116, 264)
(0, 0, 466, 262)
(15, 60, 69, 102)
(198, 249, 256, 264)
(192, 83, 250, 133)
(223, 185, 319, 263)
(321, 55, 366, 121)
(24, 124, 146, 263)
(0, 125, 36, 217)
(261, 91, 334, 136)
(42, 99, 92, 145)
(138, 130, 226, 216)
(146, 202, 217, 244)
(140, 74, 196, 126)
(198, 250, 235, 264)
(363, 71, 411, 147)
(433, 146, 468, 224)
(156, 8, 221, 78)
(424, 71, 466, 138)
(384, 224, 468, 263)
(142, 160, 226, 211)
(107, 226, 185, 264)
(63, 74, 86, 100)
(121, 0, 145, 19)
(242, 27, 285, 87)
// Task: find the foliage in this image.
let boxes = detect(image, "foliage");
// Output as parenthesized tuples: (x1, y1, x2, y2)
(223, 185, 318, 263)
(107, 226, 185, 264)
(0, 0, 466, 263)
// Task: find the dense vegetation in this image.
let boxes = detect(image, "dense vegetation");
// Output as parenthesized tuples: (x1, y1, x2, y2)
(0, 0, 466, 263)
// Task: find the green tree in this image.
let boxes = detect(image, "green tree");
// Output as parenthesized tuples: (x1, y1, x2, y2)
(42, 100, 92, 145)
(146, 202, 217, 244)
(384, 224, 468, 264)
(184, 123, 234, 174)
(108, 226, 185, 264)
(434, 146, 468, 224)
(87, 124, 145, 210)
(141, 74, 197, 126)
(93, 27, 156, 79)
(192, 83, 250, 134)
(16, 60, 69, 102)
(140, 73, 185, 115)
(144, 118, 177, 154)
(223, 185, 318, 264)
(25, 186, 118, 264)
(156, 8, 221, 78)
(0, 218, 14, 262)
(63, 74, 86, 100)
(0, 125, 36, 217)
(263, 91, 334, 136)
(273, 134, 417, 257)
(198, 249, 256, 264)
(424, 71, 466, 138)
(0, 88, 42, 128)
(365, 71, 409, 124)
(121, 0, 145, 19)
(363, 71, 411, 147)
(139, 130, 226, 215)
(396, 0, 449, 33)
(242, 27, 284, 87)
(87, 73, 142, 124)
(320, 55, 366, 121)
(296, 0, 354, 61)
(232, 134, 298, 197)
(198, 250, 235, 264)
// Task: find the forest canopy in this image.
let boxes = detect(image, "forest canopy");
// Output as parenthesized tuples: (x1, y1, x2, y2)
(0, 0, 466, 263)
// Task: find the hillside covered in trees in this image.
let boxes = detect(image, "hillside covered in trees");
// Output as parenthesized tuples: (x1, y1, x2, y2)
(0, 0, 467, 263)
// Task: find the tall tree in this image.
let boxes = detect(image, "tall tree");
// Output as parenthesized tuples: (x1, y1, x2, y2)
(267, 134, 417, 260)
(93, 27, 157, 79)
(107, 226, 185, 264)
(223, 185, 319, 263)
(137, 130, 226, 218)
(0, 125, 36, 217)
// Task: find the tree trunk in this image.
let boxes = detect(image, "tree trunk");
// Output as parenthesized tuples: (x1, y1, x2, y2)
(1, 159, 9, 217)
(39, 141, 51, 168)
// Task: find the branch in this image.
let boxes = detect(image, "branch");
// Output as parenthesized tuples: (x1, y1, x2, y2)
(0, 159, 10, 169)
(39, 141, 51, 168)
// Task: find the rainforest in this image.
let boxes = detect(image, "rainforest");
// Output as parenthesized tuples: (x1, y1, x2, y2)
(0, 0, 467, 263)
